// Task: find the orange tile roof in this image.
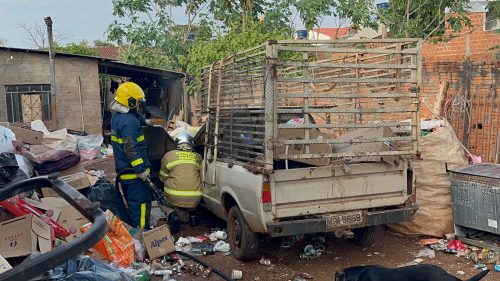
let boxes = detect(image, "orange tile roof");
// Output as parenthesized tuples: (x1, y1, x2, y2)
(94, 46, 120, 60)
(312, 28, 352, 39)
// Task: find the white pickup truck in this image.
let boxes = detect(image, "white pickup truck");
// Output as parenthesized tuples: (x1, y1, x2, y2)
(198, 39, 421, 260)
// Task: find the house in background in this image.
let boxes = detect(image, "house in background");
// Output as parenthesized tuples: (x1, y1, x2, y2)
(94, 46, 120, 61)
(0, 47, 185, 134)
(308, 28, 352, 39)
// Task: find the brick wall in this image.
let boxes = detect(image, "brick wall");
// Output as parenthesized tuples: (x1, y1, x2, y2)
(0, 51, 102, 134)
(420, 12, 500, 163)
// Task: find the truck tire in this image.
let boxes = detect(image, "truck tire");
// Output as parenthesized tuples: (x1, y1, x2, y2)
(227, 206, 259, 261)
(349, 225, 382, 247)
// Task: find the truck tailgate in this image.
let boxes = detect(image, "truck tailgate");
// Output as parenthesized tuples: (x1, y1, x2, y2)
(271, 161, 411, 218)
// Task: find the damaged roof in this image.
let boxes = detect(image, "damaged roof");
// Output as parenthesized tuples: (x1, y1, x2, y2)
(0, 46, 185, 79)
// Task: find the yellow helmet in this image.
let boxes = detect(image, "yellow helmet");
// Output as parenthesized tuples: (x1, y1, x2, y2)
(114, 82, 146, 109)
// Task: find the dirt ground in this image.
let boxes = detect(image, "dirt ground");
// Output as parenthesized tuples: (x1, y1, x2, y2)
(152, 211, 499, 281)
(83, 158, 498, 281)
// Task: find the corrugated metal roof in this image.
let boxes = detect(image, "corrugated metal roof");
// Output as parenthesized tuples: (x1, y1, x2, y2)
(0, 46, 185, 78)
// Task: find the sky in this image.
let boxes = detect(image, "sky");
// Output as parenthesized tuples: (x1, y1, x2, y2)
(0, 0, 342, 48)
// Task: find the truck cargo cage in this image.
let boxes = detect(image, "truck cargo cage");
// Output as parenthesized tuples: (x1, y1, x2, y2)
(200, 39, 422, 171)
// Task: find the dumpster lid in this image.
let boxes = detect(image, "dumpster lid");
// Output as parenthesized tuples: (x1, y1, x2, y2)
(449, 163, 500, 179)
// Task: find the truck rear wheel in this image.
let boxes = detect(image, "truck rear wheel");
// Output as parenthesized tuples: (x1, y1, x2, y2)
(227, 206, 259, 261)
(349, 225, 382, 247)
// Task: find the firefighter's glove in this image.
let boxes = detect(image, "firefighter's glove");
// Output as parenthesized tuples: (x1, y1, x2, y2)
(138, 170, 150, 180)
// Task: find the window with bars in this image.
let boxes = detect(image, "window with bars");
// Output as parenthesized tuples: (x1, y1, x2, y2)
(5, 84, 51, 123)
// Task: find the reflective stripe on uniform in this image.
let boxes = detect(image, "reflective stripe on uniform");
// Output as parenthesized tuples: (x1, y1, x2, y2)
(111, 135, 124, 144)
(165, 188, 202, 197)
(131, 158, 144, 167)
(159, 170, 169, 178)
(166, 159, 200, 170)
(119, 167, 151, 180)
(111, 135, 145, 144)
(140, 203, 146, 229)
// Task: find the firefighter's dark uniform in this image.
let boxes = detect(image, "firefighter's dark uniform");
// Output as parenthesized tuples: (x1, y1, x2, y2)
(111, 111, 151, 229)
(159, 149, 202, 209)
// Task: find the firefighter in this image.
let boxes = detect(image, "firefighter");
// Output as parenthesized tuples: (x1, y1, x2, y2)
(110, 81, 152, 229)
(159, 132, 202, 211)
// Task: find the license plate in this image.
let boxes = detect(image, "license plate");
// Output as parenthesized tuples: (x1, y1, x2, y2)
(326, 211, 363, 228)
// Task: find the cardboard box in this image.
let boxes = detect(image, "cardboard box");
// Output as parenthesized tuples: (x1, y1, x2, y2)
(41, 162, 92, 197)
(0, 214, 52, 258)
(39, 197, 90, 242)
(0, 255, 12, 274)
(142, 224, 175, 259)
(0, 122, 43, 145)
(278, 128, 334, 166)
(24, 198, 62, 221)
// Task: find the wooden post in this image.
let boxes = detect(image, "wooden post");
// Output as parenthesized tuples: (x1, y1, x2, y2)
(432, 81, 449, 118)
(44, 16, 57, 129)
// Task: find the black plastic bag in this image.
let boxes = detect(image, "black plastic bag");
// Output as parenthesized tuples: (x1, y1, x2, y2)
(86, 179, 130, 225)
(0, 152, 19, 181)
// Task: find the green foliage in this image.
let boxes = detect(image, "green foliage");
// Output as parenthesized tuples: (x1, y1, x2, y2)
(93, 40, 115, 47)
(295, 0, 378, 31)
(55, 41, 99, 56)
(184, 20, 289, 92)
(380, 0, 472, 39)
(486, 0, 500, 58)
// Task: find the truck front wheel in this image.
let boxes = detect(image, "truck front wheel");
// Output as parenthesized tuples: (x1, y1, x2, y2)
(349, 225, 382, 247)
(227, 206, 259, 261)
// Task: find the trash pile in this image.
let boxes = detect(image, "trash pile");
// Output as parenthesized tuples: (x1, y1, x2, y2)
(0, 121, 234, 280)
(415, 237, 500, 273)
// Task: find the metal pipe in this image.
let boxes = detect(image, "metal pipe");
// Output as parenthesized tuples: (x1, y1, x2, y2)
(44, 16, 57, 128)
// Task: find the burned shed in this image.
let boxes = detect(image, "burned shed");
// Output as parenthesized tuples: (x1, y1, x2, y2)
(0, 47, 185, 135)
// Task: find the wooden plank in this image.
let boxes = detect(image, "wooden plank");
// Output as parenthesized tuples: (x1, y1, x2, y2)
(278, 77, 417, 84)
(277, 39, 420, 44)
(277, 61, 417, 69)
(277, 46, 418, 55)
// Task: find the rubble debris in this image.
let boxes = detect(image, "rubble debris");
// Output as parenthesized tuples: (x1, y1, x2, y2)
(415, 249, 436, 259)
(300, 244, 325, 260)
(456, 271, 465, 275)
(213, 240, 231, 253)
(208, 230, 228, 241)
(231, 269, 243, 279)
(447, 240, 466, 251)
(419, 238, 441, 246)
(259, 257, 271, 266)
(298, 272, 314, 279)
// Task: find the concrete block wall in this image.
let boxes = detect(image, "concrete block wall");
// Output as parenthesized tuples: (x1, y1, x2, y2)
(0, 51, 102, 134)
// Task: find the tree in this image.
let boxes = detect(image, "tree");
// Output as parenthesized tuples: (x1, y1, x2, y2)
(486, 0, 500, 58)
(0, 38, 7, 47)
(295, 0, 378, 31)
(379, 0, 472, 40)
(19, 21, 71, 49)
(55, 41, 99, 56)
(93, 40, 116, 47)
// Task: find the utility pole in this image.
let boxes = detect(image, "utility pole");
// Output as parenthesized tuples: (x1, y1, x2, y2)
(44, 16, 57, 128)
